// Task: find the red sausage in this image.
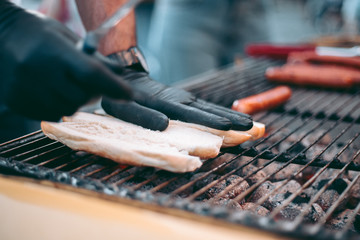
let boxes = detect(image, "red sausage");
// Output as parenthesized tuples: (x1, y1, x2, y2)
(232, 86, 292, 115)
(288, 51, 360, 69)
(266, 64, 360, 88)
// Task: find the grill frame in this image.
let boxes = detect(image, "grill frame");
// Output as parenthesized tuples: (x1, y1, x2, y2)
(1, 58, 360, 240)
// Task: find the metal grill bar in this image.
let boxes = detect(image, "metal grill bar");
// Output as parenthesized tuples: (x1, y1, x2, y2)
(176, 58, 274, 90)
(99, 165, 131, 182)
(0, 135, 51, 157)
(149, 175, 180, 193)
(130, 170, 173, 191)
(112, 167, 153, 186)
(229, 95, 360, 204)
(53, 152, 92, 171)
(183, 90, 353, 202)
(83, 165, 110, 178)
(267, 102, 360, 220)
(242, 116, 358, 211)
(144, 90, 327, 196)
(178, 59, 282, 106)
(335, 197, 360, 239)
(300, 172, 360, 239)
(36, 150, 76, 167)
(68, 157, 100, 174)
(20, 145, 70, 164)
(167, 94, 325, 198)
(289, 149, 360, 232)
(319, 173, 360, 227)
(0, 130, 43, 149)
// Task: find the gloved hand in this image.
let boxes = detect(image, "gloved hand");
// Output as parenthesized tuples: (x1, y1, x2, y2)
(0, 1, 132, 121)
(102, 65, 253, 131)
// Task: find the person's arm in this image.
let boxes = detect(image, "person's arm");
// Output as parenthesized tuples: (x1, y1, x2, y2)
(75, 0, 253, 132)
(0, 1, 132, 121)
(75, 0, 136, 55)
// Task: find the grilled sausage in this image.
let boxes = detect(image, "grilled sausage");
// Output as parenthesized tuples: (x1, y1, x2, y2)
(231, 86, 292, 115)
(265, 64, 360, 88)
(288, 51, 360, 69)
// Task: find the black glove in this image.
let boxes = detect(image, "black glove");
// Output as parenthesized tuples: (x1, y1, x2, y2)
(102, 65, 253, 131)
(0, 1, 132, 121)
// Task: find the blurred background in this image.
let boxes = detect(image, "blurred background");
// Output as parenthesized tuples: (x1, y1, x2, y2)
(15, 0, 360, 83)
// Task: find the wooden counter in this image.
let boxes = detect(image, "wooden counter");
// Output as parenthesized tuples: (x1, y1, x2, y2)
(0, 175, 291, 240)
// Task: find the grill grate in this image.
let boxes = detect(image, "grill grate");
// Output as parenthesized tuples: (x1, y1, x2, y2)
(1, 58, 360, 240)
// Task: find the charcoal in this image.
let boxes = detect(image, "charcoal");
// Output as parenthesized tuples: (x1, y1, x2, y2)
(292, 193, 310, 204)
(249, 180, 302, 210)
(305, 145, 325, 161)
(211, 198, 242, 210)
(355, 213, 360, 233)
(348, 179, 360, 208)
(355, 155, 360, 165)
(322, 145, 343, 162)
(303, 203, 325, 223)
(316, 178, 348, 194)
(345, 170, 359, 181)
(241, 202, 270, 217)
(205, 175, 249, 202)
(260, 184, 308, 213)
(236, 164, 266, 186)
(192, 174, 249, 202)
(152, 175, 193, 197)
(266, 130, 334, 162)
(276, 202, 302, 221)
(266, 128, 296, 147)
(261, 162, 282, 178)
(309, 178, 350, 212)
(191, 173, 218, 200)
(312, 170, 344, 187)
(279, 141, 295, 153)
(316, 189, 347, 212)
(192, 173, 218, 191)
(298, 167, 318, 185)
(263, 192, 290, 211)
(302, 130, 332, 147)
(199, 154, 239, 174)
(302, 186, 316, 199)
(273, 180, 301, 194)
(259, 160, 304, 182)
(305, 145, 343, 163)
(137, 184, 157, 192)
(272, 164, 303, 181)
(327, 209, 357, 232)
(320, 133, 332, 146)
(248, 181, 276, 203)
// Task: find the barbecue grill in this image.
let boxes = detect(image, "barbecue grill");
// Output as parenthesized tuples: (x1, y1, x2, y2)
(1, 58, 360, 240)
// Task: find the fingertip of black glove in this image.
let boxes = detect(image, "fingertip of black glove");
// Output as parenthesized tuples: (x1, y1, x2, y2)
(148, 115, 169, 131)
(189, 100, 253, 131)
(231, 117, 254, 131)
(101, 98, 169, 131)
(208, 117, 233, 131)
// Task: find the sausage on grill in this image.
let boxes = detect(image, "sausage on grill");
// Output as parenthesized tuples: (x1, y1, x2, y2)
(265, 64, 360, 88)
(231, 86, 292, 115)
(288, 51, 360, 69)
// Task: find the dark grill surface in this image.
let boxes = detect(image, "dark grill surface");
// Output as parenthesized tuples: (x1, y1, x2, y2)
(1, 58, 360, 240)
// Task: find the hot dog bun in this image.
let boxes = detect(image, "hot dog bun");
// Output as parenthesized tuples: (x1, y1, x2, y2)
(41, 112, 265, 172)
